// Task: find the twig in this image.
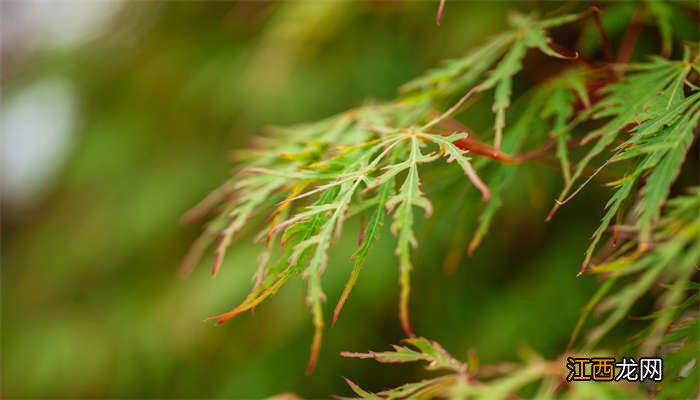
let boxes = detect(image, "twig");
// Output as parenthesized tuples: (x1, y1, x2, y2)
(421, 84, 483, 131)
(590, 4, 614, 61)
(616, 6, 645, 64)
(449, 129, 584, 165)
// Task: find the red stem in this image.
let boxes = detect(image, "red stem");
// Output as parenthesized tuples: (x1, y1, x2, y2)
(616, 7, 645, 64)
(590, 4, 614, 61)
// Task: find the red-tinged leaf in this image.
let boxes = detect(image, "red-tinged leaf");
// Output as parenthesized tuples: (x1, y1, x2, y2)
(436, 0, 446, 25)
(341, 376, 379, 399)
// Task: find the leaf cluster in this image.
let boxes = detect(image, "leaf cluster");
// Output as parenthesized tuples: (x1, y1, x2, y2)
(183, 9, 596, 372)
(339, 337, 641, 400)
(183, 2, 699, 396)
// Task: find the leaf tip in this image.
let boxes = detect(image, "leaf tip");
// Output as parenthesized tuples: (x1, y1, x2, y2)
(436, 0, 445, 25)
(211, 252, 224, 277)
(306, 323, 324, 375)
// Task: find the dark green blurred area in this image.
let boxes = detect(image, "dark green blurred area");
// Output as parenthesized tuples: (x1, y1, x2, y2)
(4, 1, 692, 398)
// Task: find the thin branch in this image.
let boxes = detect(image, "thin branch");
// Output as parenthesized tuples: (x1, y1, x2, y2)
(446, 127, 584, 165)
(590, 4, 614, 61)
(616, 6, 645, 64)
(421, 84, 483, 131)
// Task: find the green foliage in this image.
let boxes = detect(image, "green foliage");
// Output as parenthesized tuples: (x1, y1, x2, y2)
(402, 11, 585, 149)
(656, 303, 699, 399)
(469, 68, 592, 253)
(485, 176, 699, 397)
(549, 50, 700, 270)
(183, 10, 600, 372)
(185, 116, 495, 370)
(572, 189, 700, 391)
(7, 0, 699, 398)
(183, 1, 700, 397)
(340, 338, 642, 399)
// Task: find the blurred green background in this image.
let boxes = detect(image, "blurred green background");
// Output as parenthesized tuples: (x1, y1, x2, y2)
(3, 1, 695, 398)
